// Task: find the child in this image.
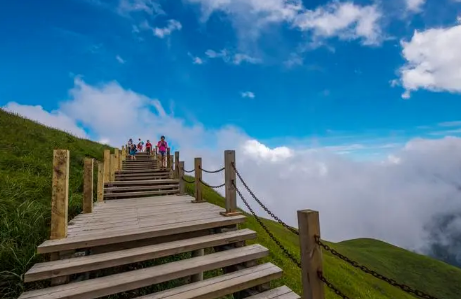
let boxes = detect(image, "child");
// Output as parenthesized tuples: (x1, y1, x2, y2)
(157, 136, 168, 169)
(146, 140, 152, 155)
(129, 144, 137, 160)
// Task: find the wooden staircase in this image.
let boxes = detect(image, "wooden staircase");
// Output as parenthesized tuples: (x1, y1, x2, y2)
(20, 150, 299, 299)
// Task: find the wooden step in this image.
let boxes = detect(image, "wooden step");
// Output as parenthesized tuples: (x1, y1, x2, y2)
(24, 229, 257, 282)
(37, 214, 246, 253)
(246, 286, 301, 299)
(105, 185, 178, 192)
(105, 179, 179, 187)
(139, 263, 283, 299)
(104, 189, 179, 198)
(19, 245, 268, 299)
(116, 172, 169, 176)
(115, 177, 170, 182)
(116, 169, 168, 174)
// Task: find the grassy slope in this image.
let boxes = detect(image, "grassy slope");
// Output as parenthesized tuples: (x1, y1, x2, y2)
(0, 109, 112, 298)
(1, 109, 460, 299)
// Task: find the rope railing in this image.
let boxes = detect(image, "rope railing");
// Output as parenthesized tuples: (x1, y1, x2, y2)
(199, 165, 225, 173)
(232, 163, 440, 299)
(199, 178, 225, 189)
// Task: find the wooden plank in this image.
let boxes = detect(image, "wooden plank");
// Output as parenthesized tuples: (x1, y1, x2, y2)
(24, 229, 257, 282)
(222, 150, 239, 216)
(193, 157, 203, 202)
(50, 150, 70, 240)
(246, 286, 301, 299)
(19, 245, 268, 299)
(104, 185, 178, 192)
(104, 189, 179, 198)
(139, 263, 283, 299)
(82, 158, 93, 213)
(97, 162, 104, 202)
(110, 153, 115, 182)
(37, 215, 246, 253)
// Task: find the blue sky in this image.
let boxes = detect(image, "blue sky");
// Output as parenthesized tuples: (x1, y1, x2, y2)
(1, 0, 461, 157)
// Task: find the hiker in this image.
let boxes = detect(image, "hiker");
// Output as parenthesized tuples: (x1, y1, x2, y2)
(137, 138, 144, 152)
(127, 138, 133, 149)
(146, 140, 152, 155)
(157, 136, 168, 169)
(129, 144, 137, 160)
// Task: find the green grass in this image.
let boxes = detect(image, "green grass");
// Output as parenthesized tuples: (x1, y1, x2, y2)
(1, 108, 461, 299)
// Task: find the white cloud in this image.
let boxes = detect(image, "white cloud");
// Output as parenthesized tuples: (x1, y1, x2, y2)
(6, 79, 461, 266)
(293, 2, 382, 46)
(438, 121, 461, 127)
(117, 0, 165, 16)
(405, 0, 426, 13)
(186, 0, 383, 47)
(2, 102, 88, 138)
(241, 91, 255, 99)
(187, 52, 203, 64)
(394, 20, 461, 98)
(153, 19, 182, 38)
(116, 55, 126, 64)
(205, 49, 260, 65)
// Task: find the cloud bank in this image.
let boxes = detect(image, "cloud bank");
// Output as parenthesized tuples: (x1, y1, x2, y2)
(3, 78, 461, 267)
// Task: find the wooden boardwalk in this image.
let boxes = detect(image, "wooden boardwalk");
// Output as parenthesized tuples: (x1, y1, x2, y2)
(19, 149, 300, 299)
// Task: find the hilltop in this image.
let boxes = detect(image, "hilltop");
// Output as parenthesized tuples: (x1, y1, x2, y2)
(1, 108, 461, 299)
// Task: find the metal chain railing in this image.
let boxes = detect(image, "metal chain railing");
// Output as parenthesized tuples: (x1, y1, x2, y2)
(314, 236, 439, 299)
(231, 162, 299, 235)
(233, 182, 351, 299)
(199, 165, 225, 174)
(181, 177, 195, 184)
(181, 167, 195, 173)
(199, 179, 225, 189)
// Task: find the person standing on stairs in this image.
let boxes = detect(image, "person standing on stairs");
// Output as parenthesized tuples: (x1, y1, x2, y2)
(129, 144, 137, 160)
(137, 138, 144, 152)
(157, 136, 168, 169)
(146, 140, 152, 156)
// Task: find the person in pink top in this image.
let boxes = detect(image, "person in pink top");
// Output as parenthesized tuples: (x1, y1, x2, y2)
(157, 135, 168, 169)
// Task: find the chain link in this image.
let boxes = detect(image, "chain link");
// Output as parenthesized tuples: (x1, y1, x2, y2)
(199, 179, 225, 189)
(231, 162, 299, 235)
(199, 165, 225, 173)
(181, 167, 195, 173)
(233, 183, 301, 267)
(314, 236, 439, 299)
(181, 176, 195, 184)
(317, 271, 351, 299)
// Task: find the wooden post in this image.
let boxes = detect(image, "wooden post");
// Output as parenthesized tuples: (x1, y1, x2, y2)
(121, 146, 126, 161)
(50, 150, 71, 286)
(221, 150, 241, 216)
(110, 153, 115, 182)
(191, 249, 204, 282)
(103, 150, 110, 183)
(50, 150, 70, 240)
(298, 209, 324, 299)
(155, 145, 158, 161)
(83, 158, 94, 213)
(192, 157, 204, 203)
(97, 161, 104, 202)
(178, 161, 185, 195)
(114, 149, 120, 172)
(166, 147, 171, 169)
(174, 151, 180, 179)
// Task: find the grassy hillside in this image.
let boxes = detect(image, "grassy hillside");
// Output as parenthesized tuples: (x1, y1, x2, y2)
(1, 109, 461, 299)
(0, 109, 112, 298)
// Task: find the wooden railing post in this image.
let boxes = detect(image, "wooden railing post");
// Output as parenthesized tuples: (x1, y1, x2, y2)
(110, 153, 115, 182)
(298, 209, 324, 299)
(51, 149, 70, 240)
(174, 151, 179, 179)
(50, 149, 70, 285)
(178, 161, 185, 195)
(103, 149, 110, 183)
(192, 157, 203, 203)
(97, 161, 104, 202)
(221, 150, 241, 216)
(155, 145, 158, 161)
(166, 147, 171, 169)
(114, 149, 120, 172)
(83, 158, 94, 213)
